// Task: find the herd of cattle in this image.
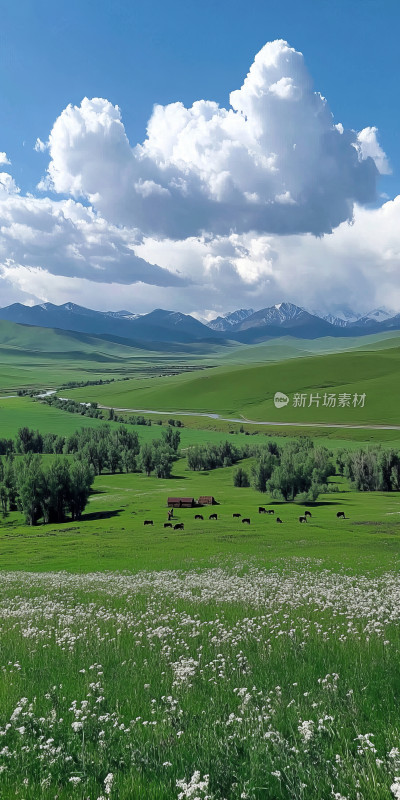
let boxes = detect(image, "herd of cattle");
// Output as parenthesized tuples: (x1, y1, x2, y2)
(143, 508, 347, 530)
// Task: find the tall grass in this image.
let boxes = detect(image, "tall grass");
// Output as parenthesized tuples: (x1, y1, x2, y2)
(1, 565, 400, 798)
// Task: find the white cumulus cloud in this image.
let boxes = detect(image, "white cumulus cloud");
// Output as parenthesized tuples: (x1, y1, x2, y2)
(40, 40, 384, 238)
(134, 197, 400, 316)
(0, 38, 396, 316)
(357, 127, 391, 175)
(0, 194, 186, 287)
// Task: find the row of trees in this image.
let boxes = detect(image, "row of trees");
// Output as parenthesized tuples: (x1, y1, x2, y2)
(337, 447, 400, 491)
(232, 438, 335, 502)
(66, 425, 180, 477)
(36, 394, 185, 430)
(7, 425, 181, 479)
(0, 455, 94, 525)
(0, 422, 183, 524)
(187, 440, 252, 471)
(39, 396, 103, 419)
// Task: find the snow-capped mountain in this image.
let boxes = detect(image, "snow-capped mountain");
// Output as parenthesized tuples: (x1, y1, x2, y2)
(321, 313, 351, 328)
(0, 300, 399, 345)
(354, 307, 396, 325)
(207, 308, 254, 332)
(316, 306, 396, 327)
(236, 302, 307, 330)
(313, 306, 361, 326)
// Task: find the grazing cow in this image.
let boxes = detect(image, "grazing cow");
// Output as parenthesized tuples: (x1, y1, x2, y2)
(267, 509, 275, 515)
(144, 520, 153, 526)
(276, 517, 283, 524)
(242, 518, 250, 524)
(209, 513, 218, 520)
(195, 514, 203, 520)
(174, 523, 184, 530)
(164, 522, 172, 528)
(337, 511, 346, 519)
(258, 507, 266, 514)
(304, 511, 312, 519)
(232, 513, 241, 518)
(299, 516, 307, 524)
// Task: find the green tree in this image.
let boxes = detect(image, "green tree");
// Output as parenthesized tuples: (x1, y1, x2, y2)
(139, 444, 155, 476)
(68, 459, 94, 520)
(153, 446, 174, 478)
(108, 442, 122, 473)
(162, 427, 181, 452)
(233, 467, 250, 487)
(252, 452, 276, 493)
(41, 459, 71, 524)
(16, 454, 45, 526)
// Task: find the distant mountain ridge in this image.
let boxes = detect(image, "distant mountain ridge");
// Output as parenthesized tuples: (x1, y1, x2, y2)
(317, 306, 396, 327)
(207, 308, 254, 332)
(0, 303, 218, 344)
(0, 300, 399, 345)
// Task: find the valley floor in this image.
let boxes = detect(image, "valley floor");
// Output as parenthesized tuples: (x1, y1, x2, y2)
(0, 335, 399, 797)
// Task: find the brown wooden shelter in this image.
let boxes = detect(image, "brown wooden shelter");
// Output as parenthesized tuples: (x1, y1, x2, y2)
(198, 496, 216, 505)
(167, 497, 195, 509)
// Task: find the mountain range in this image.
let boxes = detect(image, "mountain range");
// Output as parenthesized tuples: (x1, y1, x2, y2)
(0, 301, 399, 346)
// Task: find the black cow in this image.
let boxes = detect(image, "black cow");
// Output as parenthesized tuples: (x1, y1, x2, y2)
(276, 517, 283, 524)
(209, 513, 218, 520)
(299, 516, 307, 523)
(337, 511, 346, 519)
(144, 520, 153, 526)
(267, 509, 275, 515)
(258, 507, 266, 514)
(195, 514, 203, 520)
(164, 522, 172, 528)
(233, 513, 241, 518)
(242, 518, 250, 524)
(305, 510, 312, 518)
(174, 523, 184, 530)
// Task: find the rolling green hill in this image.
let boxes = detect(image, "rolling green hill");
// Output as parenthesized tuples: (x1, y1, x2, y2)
(0, 317, 398, 393)
(63, 344, 400, 426)
(0, 319, 214, 391)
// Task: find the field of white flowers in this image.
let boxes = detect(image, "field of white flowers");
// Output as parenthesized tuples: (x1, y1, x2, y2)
(1, 561, 400, 799)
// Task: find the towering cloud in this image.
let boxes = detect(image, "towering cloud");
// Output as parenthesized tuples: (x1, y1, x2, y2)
(0, 39, 396, 314)
(42, 40, 384, 237)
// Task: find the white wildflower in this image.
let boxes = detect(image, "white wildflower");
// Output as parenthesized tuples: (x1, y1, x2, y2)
(298, 719, 314, 742)
(176, 771, 212, 799)
(391, 778, 400, 800)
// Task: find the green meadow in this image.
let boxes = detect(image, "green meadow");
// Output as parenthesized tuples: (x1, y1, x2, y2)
(1, 455, 400, 574)
(2, 455, 400, 799)
(1, 326, 400, 798)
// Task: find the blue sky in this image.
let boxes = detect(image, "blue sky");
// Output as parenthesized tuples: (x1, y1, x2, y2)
(2, 0, 398, 196)
(0, 0, 399, 315)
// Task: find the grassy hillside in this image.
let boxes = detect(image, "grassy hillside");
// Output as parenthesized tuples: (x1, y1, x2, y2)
(0, 397, 116, 438)
(63, 345, 400, 425)
(0, 317, 398, 393)
(0, 319, 217, 391)
(218, 330, 400, 364)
